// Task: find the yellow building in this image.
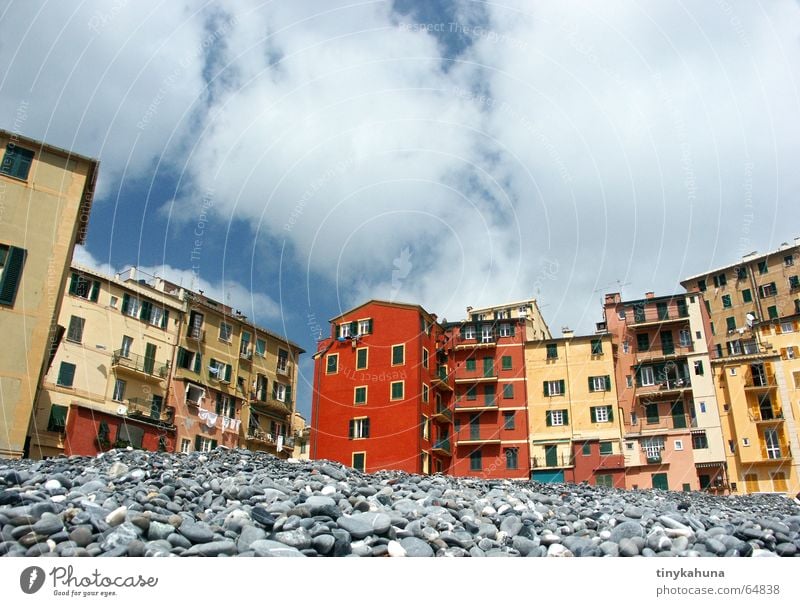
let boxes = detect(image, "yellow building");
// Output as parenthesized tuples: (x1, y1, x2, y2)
(29, 265, 185, 457)
(291, 411, 310, 460)
(712, 315, 800, 494)
(165, 282, 304, 456)
(0, 129, 98, 458)
(525, 330, 626, 487)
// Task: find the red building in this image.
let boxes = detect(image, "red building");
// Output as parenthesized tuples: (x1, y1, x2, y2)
(446, 305, 535, 480)
(311, 301, 454, 474)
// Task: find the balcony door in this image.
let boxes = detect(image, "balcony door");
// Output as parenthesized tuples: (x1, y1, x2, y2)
(545, 445, 558, 467)
(143, 343, 156, 375)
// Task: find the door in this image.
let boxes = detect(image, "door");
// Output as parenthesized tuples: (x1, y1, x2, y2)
(470, 414, 480, 440)
(545, 445, 558, 467)
(771, 472, 788, 492)
(764, 429, 782, 459)
(143, 343, 156, 375)
(651, 473, 668, 490)
(150, 394, 163, 420)
(483, 356, 494, 377)
(533, 470, 564, 483)
(744, 473, 759, 493)
(661, 331, 674, 355)
(120, 335, 133, 358)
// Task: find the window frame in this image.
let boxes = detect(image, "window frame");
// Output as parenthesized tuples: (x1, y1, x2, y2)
(219, 321, 233, 343)
(355, 347, 368, 370)
(390, 380, 404, 401)
(326, 353, 339, 374)
(391, 344, 405, 366)
(0, 144, 35, 180)
(66, 315, 85, 343)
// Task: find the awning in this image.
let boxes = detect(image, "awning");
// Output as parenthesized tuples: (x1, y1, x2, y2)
(695, 461, 725, 468)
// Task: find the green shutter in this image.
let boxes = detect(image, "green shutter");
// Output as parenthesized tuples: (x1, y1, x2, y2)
(335, 325, 341, 338)
(510, 324, 515, 336)
(139, 300, 152, 321)
(193, 352, 202, 373)
(591, 407, 597, 423)
(68, 273, 79, 295)
(0, 246, 25, 306)
(559, 379, 565, 394)
(563, 410, 569, 425)
(607, 407, 614, 422)
(367, 319, 373, 334)
(363, 418, 370, 437)
(350, 321, 358, 335)
(348, 420, 355, 439)
(215, 396, 223, 415)
(57, 362, 75, 387)
(272, 382, 278, 399)
(543, 381, 550, 396)
(225, 364, 232, 383)
(209, 358, 217, 378)
(604, 375, 611, 391)
(176, 347, 187, 369)
(285, 385, 292, 404)
(195, 435, 202, 451)
(211, 440, 217, 449)
(161, 309, 169, 329)
(588, 376, 595, 392)
(545, 411, 552, 426)
(121, 293, 130, 315)
(90, 280, 100, 302)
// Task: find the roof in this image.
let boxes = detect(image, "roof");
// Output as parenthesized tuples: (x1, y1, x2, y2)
(328, 299, 438, 323)
(466, 298, 539, 314)
(681, 239, 800, 284)
(1, 129, 99, 246)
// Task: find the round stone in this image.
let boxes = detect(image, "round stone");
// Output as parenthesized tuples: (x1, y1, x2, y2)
(400, 537, 434, 557)
(178, 523, 215, 544)
(105, 506, 127, 527)
(610, 521, 645, 544)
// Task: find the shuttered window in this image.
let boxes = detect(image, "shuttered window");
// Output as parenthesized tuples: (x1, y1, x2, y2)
(0, 245, 26, 306)
(0, 145, 34, 180)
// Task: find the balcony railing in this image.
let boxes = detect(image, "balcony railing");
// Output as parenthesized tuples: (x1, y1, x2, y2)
(645, 454, 663, 464)
(111, 350, 168, 379)
(636, 377, 692, 395)
(454, 373, 498, 384)
(276, 360, 293, 376)
(631, 308, 690, 326)
(246, 428, 275, 444)
(125, 397, 175, 425)
(530, 454, 574, 469)
(454, 399, 499, 411)
(432, 438, 451, 455)
(745, 368, 776, 390)
(635, 345, 694, 362)
(432, 405, 453, 424)
(251, 397, 292, 417)
(628, 414, 697, 433)
(750, 408, 785, 424)
(186, 326, 205, 342)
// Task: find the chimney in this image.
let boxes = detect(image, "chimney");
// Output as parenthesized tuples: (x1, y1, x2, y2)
(604, 293, 621, 305)
(561, 326, 574, 338)
(645, 291, 655, 299)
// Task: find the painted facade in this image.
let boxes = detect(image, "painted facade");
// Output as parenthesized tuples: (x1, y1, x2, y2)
(0, 130, 98, 458)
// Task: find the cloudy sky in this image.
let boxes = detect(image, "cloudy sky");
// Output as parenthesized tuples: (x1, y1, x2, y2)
(2, 0, 799, 418)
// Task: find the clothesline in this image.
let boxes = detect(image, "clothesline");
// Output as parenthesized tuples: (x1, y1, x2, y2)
(198, 408, 241, 433)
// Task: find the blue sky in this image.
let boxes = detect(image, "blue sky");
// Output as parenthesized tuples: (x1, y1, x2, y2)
(2, 1, 800, 419)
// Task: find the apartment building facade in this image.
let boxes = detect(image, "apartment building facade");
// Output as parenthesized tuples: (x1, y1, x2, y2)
(30, 265, 183, 457)
(446, 300, 549, 480)
(525, 331, 625, 488)
(0, 130, 98, 458)
(311, 300, 453, 474)
(604, 292, 727, 492)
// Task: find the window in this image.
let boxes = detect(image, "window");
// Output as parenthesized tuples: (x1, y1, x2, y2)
(391, 344, 405, 365)
(215, 393, 235, 418)
(420, 416, 429, 441)
(219, 322, 233, 342)
(726, 317, 736, 331)
(639, 366, 655, 386)
(422, 348, 429, 369)
(422, 384, 429, 403)
(676, 299, 688, 317)
(466, 385, 477, 401)
(470, 450, 482, 471)
(326, 354, 338, 374)
(1, 144, 35, 181)
(599, 442, 613, 456)
(546, 343, 558, 359)
(176, 347, 202, 373)
(66, 316, 85, 343)
(713, 273, 727, 287)
(195, 436, 217, 452)
(784, 254, 795, 267)
(631, 412, 638, 425)
(642, 436, 664, 459)
(623, 340, 630, 353)
(644, 403, 659, 424)
(657, 302, 669, 320)
(69, 273, 100, 303)
(349, 418, 370, 439)
(57, 362, 76, 387)
(503, 411, 515, 429)
(543, 379, 565, 396)
(636, 333, 649, 351)
(546, 409, 568, 426)
(721, 294, 732, 308)
(589, 375, 611, 392)
(208, 359, 232, 383)
(505, 448, 518, 470)
(780, 321, 793, 334)
(591, 406, 612, 423)
(255, 338, 267, 357)
(465, 358, 476, 371)
(480, 325, 493, 343)
(767, 305, 778, 319)
(338, 322, 351, 339)
(501, 355, 512, 370)
(596, 475, 613, 488)
(356, 347, 368, 370)
(357, 319, 373, 335)
(617, 310, 626, 320)
(352, 452, 366, 472)
(741, 288, 752, 303)
(462, 325, 476, 340)
(633, 305, 645, 323)
(499, 323, 513, 337)
(239, 331, 252, 357)
(180, 439, 191, 453)
(697, 279, 707, 292)
(484, 384, 496, 406)
(390, 381, 404, 400)
(691, 432, 708, 449)
(626, 375, 633, 388)
(699, 402, 706, 413)
(120, 335, 133, 358)
(590, 339, 603, 355)
(679, 329, 691, 347)
(694, 360, 704, 375)
(47, 404, 68, 433)
(789, 276, 800, 290)
(0, 244, 26, 306)
(582, 442, 591, 456)
(502, 384, 513, 399)
(758, 260, 768, 274)
(112, 379, 126, 402)
(759, 282, 777, 298)
(273, 382, 292, 403)
(674, 439, 683, 451)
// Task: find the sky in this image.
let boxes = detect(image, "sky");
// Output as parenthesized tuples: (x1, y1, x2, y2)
(2, 0, 799, 420)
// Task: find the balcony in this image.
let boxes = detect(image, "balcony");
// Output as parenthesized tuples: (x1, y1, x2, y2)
(454, 400, 498, 413)
(432, 438, 451, 455)
(431, 405, 453, 424)
(630, 309, 690, 327)
(125, 397, 175, 426)
(239, 349, 253, 362)
(756, 444, 792, 464)
(250, 397, 292, 418)
(111, 350, 168, 380)
(745, 368, 776, 391)
(750, 407, 785, 425)
(454, 336, 497, 351)
(454, 373, 498, 384)
(431, 371, 453, 391)
(276, 360, 293, 377)
(635, 345, 694, 363)
(245, 428, 276, 445)
(595, 454, 625, 470)
(530, 454, 574, 469)
(456, 434, 502, 446)
(644, 454, 663, 465)
(627, 414, 697, 435)
(186, 327, 205, 342)
(635, 378, 692, 397)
